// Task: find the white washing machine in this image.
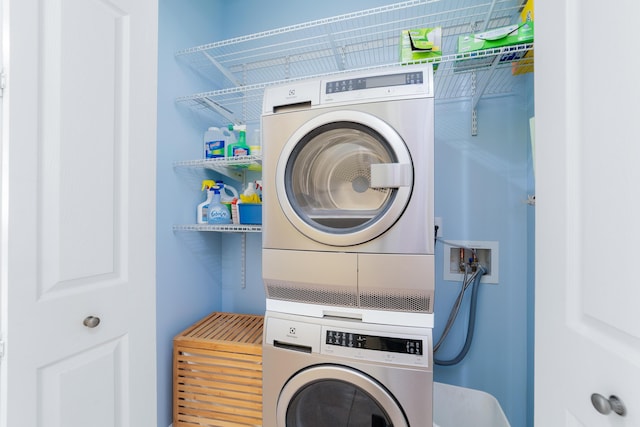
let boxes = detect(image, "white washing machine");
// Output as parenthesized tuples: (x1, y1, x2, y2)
(261, 65, 435, 321)
(263, 310, 433, 426)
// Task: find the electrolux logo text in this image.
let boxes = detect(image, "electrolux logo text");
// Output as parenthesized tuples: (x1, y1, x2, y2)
(286, 326, 297, 339)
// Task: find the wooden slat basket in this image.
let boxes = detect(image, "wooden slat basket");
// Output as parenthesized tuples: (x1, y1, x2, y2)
(173, 312, 264, 427)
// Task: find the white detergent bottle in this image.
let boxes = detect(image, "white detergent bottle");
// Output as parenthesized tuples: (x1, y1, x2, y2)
(216, 180, 240, 202)
(207, 188, 232, 224)
(197, 179, 216, 224)
(215, 180, 240, 221)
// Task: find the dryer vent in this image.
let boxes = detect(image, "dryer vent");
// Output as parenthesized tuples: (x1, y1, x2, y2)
(266, 282, 359, 307)
(359, 290, 432, 313)
(266, 281, 433, 313)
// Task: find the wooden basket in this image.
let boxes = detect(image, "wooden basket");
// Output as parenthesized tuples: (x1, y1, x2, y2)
(173, 312, 264, 427)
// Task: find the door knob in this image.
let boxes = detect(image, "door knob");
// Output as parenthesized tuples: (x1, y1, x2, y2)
(591, 393, 626, 416)
(83, 315, 101, 328)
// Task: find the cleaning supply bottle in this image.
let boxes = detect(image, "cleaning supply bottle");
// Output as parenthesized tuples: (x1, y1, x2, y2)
(226, 124, 250, 158)
(207, 188, 232, 224)
(240, 181, 261, 204)
(215, 180, 239, 219)
(249, 129, 261, 156)
(197, 179, 217, 224)
(203, 127, 228, 159)
(247, 128, 262, 171)
(216, 180, 240, 202)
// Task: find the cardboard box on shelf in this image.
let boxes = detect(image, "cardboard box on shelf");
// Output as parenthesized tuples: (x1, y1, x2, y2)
(512, 0, 534, 75)
(455, 21, 533, 70)
(400, 27, 442, 67)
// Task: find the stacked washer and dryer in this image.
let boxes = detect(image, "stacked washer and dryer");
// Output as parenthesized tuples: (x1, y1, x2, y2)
(261, 64, 436, 427)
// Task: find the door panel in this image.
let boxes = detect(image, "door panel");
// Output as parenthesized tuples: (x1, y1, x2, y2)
(535, 0, 640, 425)
(40, 0, 125, 294)
(1, 0, 158, 425)
(39, 338, 126, 427)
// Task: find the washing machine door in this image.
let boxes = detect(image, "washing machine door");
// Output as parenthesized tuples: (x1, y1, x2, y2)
(277, 365, 408, 427)
(276, 110, 412, 247)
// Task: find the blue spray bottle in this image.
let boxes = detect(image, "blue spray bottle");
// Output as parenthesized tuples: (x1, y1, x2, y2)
(207, 188, 232, 224)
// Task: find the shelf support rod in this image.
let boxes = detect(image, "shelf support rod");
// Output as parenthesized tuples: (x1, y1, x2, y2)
(200, 97, 239, 126)
(471, 70, 478, 136)
(203, 51, 243, 88)
(326, 28, 346, 71)
(480, 0, 499, 32)
(471, 54, 501, 111)
(241, 233, 247, 289)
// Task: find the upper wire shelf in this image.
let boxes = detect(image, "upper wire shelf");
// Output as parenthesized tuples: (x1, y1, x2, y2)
(175, 0, 532, 124)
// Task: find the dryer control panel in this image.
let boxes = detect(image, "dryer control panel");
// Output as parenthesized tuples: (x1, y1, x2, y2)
(325, 71, 424, 94)
(320, 64, 434, 104)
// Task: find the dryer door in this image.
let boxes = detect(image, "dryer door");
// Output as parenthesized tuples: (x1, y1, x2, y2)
(276, 110, 412, 247)
(277, 365, 408, 427)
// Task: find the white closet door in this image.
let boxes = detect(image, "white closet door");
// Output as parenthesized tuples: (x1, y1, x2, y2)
(536, 0, 640, 425)
(0, 0, 158, 425)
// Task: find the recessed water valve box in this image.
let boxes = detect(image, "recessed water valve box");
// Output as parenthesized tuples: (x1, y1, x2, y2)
(443, 240, 499, 284)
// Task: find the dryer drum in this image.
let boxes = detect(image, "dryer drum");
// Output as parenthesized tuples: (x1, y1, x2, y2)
(286, 122, 397, 232)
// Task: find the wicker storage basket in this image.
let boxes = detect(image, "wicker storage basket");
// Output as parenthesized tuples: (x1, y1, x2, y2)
(173, 312, 264, 426)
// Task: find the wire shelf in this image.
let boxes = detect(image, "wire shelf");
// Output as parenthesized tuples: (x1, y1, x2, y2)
(176, 0, 526, 87)
(173, 155, 262, 179)
(173, 224, 262, 233)
(175, 0, 532, 124)
(176, 43, 533, 125)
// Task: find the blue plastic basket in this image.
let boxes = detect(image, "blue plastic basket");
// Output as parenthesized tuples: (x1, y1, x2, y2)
(238, 203, 262, 225)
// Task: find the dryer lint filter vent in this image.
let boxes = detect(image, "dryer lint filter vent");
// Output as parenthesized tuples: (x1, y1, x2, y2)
(360, 290, 432, 313)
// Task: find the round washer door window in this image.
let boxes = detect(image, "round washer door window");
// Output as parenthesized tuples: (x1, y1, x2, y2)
(277, 365, 408, 427)
(276, 110, 413, 247)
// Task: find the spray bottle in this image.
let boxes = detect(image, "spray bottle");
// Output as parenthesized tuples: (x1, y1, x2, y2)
(197, 180, 217, 224)
(226, 124, 250, 158)
(207, 188, 232, 224)
(240, 180, 262, 204)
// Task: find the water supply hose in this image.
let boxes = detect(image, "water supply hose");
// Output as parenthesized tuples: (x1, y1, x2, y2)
(434, 265, 487, 366)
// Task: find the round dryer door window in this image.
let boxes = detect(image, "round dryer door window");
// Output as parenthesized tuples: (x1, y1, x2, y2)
(276, 110, 413, 247)
(277, 365, 408, 427)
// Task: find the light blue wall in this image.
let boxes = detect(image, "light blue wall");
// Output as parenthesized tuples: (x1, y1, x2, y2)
(525, 73, 536, 427)
(156, 1, 225, 426)
(432, 91, 533, 427)
(157, 2, 535, 427)
(219, 0, 395, 37)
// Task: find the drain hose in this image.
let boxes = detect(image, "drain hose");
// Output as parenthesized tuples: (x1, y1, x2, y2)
(434, 265, 487, 366)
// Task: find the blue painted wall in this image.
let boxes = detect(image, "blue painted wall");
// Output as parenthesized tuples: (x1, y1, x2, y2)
(157, 2, 535, 427)
(157, 2, 224, 426)
(432, 92, 533, 427)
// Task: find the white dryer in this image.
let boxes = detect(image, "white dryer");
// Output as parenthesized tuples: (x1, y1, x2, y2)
(261, 65, 435, 321)
(263, 310, 433, 426)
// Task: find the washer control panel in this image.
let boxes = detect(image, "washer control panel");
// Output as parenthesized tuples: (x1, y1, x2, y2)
(321, 326, 430, 367)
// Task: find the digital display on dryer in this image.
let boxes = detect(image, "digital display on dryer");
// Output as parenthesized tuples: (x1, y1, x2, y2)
(325, 71, 424, 93)
(326, 330, 423, 355)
